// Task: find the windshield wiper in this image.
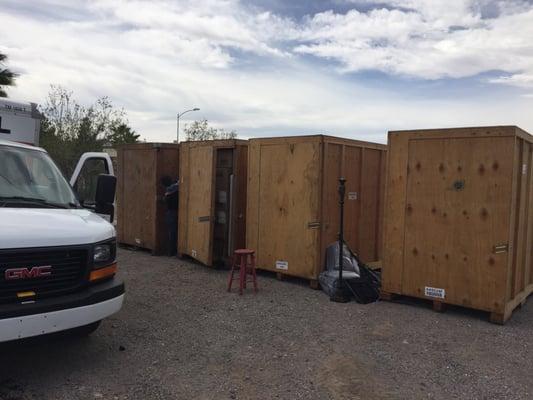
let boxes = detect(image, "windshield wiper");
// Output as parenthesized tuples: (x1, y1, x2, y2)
(0, 196, 72, 209)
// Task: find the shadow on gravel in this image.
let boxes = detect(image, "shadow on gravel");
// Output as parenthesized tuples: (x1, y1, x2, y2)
(0, 328, 89, 353)
(0, 377, 26, 400)
(0, 333, 93, 400)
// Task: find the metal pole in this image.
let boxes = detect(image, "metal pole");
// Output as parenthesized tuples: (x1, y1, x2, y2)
(338, 177, 346, 286)
(176, 108, 200, 143)
(330, 177, 349, 303)
(177, 114, 180, 143)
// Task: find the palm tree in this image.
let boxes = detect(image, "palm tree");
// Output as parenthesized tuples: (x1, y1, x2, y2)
(0, 53, 18, 98)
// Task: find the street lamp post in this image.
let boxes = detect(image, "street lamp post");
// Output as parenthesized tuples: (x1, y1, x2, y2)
(177, 108, 200, 143)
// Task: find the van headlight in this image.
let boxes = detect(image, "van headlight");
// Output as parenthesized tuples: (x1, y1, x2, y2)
(90, 240, 118, 282)
(94, 244, 112, 263)
(93, 240, 116, 266)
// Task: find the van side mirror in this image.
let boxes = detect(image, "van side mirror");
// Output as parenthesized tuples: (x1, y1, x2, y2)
(95, 174, 116, 220)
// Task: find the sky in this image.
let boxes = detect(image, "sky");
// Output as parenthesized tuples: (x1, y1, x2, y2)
(1, 0, 533, 143)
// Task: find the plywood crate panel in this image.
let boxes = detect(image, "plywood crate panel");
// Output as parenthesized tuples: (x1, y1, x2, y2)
(116, 143, 179, 255)
(381, 126, 533, 323)
(178, 140, 248, 267)
(246, 135, 387, 282)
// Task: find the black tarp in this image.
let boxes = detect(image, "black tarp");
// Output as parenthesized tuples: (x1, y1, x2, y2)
(319, 241, 381, 303)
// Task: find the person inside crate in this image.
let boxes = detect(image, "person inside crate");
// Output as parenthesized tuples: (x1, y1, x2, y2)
(161, 176, 179, 256)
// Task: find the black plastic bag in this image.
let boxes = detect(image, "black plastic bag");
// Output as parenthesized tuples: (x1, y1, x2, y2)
(346, 266, 381, 304)
(320, 241, 381, 304)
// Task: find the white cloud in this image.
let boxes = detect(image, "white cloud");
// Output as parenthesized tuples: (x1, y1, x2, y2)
(491, 73, 533, 88)
(296, 0, 533, 84)
(91, 0, 295, 58)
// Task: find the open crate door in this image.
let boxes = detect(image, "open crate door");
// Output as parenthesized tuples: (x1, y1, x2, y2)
(185, 145, 215, 265)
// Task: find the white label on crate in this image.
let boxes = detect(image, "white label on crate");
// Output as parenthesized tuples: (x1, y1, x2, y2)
(348, 192, 358, 200)
(523, 164, 528, 175)
(191, 249, 197, 258)
(425, 286, 445, 299)
(218, 190, 227, 204)
(276, 260, 289, 270)
(135, 238, 141, 245)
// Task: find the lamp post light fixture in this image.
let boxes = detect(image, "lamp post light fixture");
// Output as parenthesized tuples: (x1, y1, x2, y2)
(177, 108, 200, 143)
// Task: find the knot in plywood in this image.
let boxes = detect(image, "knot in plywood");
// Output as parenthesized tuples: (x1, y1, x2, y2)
(453, 180, 465, 191)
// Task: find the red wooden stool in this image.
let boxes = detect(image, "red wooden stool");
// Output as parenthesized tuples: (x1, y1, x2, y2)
(227, 249, 258, 295)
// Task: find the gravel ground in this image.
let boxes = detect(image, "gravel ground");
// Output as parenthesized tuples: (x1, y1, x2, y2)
(1, 248, 532, 400)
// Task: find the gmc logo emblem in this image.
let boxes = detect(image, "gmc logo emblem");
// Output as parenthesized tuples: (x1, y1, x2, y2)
(4, 266, 52, 280)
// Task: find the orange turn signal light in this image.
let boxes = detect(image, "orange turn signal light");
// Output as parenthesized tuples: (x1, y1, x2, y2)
(17, 291, 36, 299)
(89, 263, 117, 282)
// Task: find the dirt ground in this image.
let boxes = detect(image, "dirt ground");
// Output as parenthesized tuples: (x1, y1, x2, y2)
(1, 248, 532, 400)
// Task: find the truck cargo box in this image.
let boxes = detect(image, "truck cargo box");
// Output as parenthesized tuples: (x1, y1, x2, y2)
(0, 99, 41, 145)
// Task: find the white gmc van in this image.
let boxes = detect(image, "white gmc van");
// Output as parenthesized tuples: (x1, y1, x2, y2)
(0, 139, 125, 342)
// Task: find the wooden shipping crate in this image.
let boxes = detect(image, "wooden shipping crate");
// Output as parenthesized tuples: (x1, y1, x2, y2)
(246, 135, 387, 284)
(116, 143, 179, 255)
(382, 126, 533, 323)
(178, 140, 248, 267)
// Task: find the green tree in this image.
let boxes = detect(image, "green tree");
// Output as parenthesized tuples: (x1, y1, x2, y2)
(39, 85, 138, 175)
(184, 119, 237, 141)
(107, 123, 140, 146)
(0, 53, 18, 98)
(39, 117, 72, 174)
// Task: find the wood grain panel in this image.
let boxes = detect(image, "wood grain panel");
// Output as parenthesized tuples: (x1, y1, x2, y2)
(119, 148, 156, 249)
(358, 148, 383, 261)
(321, 142, 342, 266)
(382, 133, 410, 293)
(178, 143, 190, 255)
(117, 143, 179, 254)
(402, 137, 514, 312)
(246, 141, 261, 253)
(232, 144, 248, 253)
(342, 145, 362, 255)
(512, 139, 527, 296)
(247, 135, 386, 281)
(184, 145, 215, 265)
(256, 140, 321, 279)
(524, 143, 533, 288)
(179, 140, 248, 266)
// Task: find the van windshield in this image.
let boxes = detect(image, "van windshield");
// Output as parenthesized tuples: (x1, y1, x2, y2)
(0, 145, 79, 208)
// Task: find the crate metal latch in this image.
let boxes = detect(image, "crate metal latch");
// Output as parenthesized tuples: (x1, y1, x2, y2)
(493, 244, 508, 254)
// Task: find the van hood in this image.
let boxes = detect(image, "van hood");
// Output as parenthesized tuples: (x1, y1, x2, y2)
(0, 208, 115, 249)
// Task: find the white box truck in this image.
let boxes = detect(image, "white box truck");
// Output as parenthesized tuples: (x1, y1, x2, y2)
(0, 99, 41, 145)
(0, 100, 124, 342)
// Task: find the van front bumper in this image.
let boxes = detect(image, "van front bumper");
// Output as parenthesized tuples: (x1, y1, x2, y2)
(0, 278, 124, 342)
